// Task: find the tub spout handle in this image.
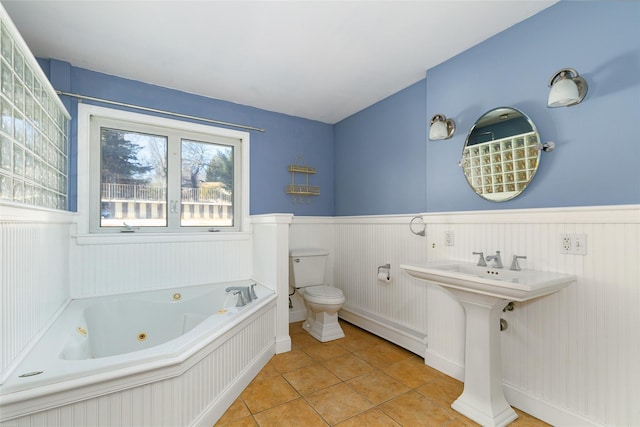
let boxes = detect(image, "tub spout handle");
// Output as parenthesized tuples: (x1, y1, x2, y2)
(249, 284, 258, 300)
(226, 286, 251, 303)
(232, 290, 246, 307)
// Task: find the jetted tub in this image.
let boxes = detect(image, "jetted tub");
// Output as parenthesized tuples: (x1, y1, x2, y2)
(0, 279, 277, 425)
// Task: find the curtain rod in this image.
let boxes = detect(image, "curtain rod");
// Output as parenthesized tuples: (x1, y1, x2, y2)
(56, 90, 266, 133)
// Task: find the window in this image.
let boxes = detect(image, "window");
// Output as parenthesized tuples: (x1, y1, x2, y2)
(85, 107, 247, 233)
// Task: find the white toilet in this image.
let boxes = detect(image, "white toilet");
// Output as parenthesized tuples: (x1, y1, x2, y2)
(289, 248, 345, 342)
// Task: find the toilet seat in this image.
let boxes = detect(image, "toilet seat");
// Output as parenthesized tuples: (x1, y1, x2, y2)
(303, 285, 345, 304)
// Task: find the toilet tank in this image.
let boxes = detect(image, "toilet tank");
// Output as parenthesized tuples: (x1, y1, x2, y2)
(289, 248, 329, 288)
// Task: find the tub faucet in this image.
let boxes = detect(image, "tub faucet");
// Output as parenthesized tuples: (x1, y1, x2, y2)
(486, 251, 503, 268)
(226, 286, 251, 304)
(249, 283, 258, 300)
(231, 290, 246, 307)
(472, 251, 487, 267)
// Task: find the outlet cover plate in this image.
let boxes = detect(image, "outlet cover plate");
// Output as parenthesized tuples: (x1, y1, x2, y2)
(560, 233, 587, 255)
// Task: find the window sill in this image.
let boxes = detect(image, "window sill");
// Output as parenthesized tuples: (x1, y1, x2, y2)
(0, 201, 77, 223)
(72, 231, 252, 246)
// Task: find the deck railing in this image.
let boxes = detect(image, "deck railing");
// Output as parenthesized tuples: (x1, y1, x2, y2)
(101, 183, 231, 204)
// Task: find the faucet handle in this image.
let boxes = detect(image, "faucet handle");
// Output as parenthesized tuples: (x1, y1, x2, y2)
(233, 290, 246, 307)
(472, 251, 487, 267)
(249, 284, 258, 300)
(510, 255, 527, 271)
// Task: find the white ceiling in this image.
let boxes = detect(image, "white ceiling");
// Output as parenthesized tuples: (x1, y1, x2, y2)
(3, 1, 556, 124)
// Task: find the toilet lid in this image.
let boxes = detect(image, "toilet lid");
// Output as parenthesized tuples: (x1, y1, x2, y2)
(305, 285, 344, 299)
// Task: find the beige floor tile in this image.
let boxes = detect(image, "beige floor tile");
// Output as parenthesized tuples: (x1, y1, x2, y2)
(253, 398, 328, 427)
(321, 353, 375, 381)
(215, 398, 252, 426)
(415, 375, 464, 407)
(380, 391, 457, 426)
(336, 329, 387, 353)
(334, 408, 402, 427)
(251, 360, 281, 382)
(240, 375, 300, 414)
(215, 415, 258, 427)
(302, 341, 350, 361)
(219, 321, 551, 427)
(444, 413, 481, 427)
(347, 370, 410, 405)
(382, 356, 446, 388)
(439, 403, 481, 426)
(269, 349, 315, 373)
(512, 408, 552, 426)
(283, 363, 342, 395)
(353, 342, 413, 369)
(216, 399, 251, 425)
(290, 330, 320, 349)
(306, 383, 374, 425)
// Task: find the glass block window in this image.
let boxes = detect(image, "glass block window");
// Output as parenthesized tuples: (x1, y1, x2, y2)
(0, 15, 70, 210)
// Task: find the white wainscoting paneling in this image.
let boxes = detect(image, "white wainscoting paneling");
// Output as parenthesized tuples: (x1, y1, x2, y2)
(333, 217, 429, 343)
(69, 235, 253, 298)
(0, 206, 72, 378)
(296, 206, 639, 427)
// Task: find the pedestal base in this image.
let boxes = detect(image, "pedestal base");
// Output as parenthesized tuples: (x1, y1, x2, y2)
(447, 290, 517, 427)
(452, 394, 517, 427)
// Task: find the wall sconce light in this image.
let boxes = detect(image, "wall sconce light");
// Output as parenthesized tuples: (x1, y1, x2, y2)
(429, 114, 456, 140)
(547, 68, 588, 107)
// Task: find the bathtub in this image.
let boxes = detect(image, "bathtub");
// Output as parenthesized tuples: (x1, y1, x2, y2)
(0, 280, 277, 425)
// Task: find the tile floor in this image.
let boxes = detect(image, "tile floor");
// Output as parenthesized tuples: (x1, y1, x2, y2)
(215, 320, 549, 426)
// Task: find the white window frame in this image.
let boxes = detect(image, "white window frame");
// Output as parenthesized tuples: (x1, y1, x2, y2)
(76, 103, 250, 236)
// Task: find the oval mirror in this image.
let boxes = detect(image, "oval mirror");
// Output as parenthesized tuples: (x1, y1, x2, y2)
(461, 107, 541, 202)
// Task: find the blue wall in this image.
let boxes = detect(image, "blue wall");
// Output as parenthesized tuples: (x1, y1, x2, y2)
(41, 2, 640, 217)
(41, 61, 335, 215)
(335, 1, 640, 214)
(334, 80, 427, 216)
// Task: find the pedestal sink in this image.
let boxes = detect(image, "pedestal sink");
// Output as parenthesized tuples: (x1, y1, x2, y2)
(400, 260, 575, 427)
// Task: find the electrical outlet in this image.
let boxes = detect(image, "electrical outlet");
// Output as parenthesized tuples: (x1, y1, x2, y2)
(445, 230, 454, 246)
(561, 234, 572, 253)
(560, 233, 587, 255)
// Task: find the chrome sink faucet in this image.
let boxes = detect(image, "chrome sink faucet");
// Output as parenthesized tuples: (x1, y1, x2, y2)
(472, 251, 487, 266)
(510, 255, 527, 271)
(486, 251, 503, 268)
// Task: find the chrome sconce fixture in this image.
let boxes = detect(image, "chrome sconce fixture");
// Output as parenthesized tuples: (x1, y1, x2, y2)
(547, 68, 588, 107)
(429, 114, 456, 140)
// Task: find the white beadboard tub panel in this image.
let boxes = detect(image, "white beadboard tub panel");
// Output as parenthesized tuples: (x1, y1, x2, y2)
(328, 206, 639, 427)
(69, 237, 253, 298)
(2, 304, 276, 426)
(0, 211, 72, 377)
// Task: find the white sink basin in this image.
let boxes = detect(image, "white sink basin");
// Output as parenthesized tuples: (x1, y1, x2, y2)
(400, 260, 575, 302)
